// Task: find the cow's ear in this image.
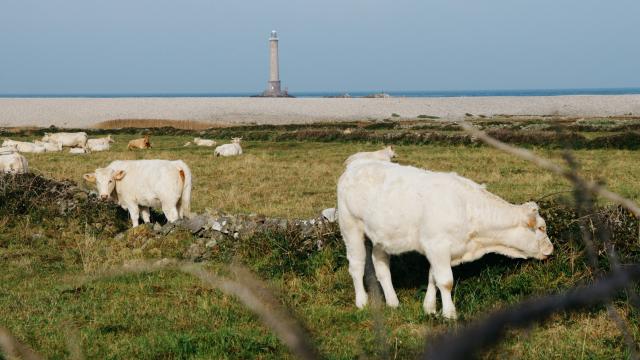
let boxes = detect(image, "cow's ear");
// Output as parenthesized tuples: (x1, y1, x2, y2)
(83, 173, 96, 183)
(526, 213, 537, 229)
(113, 170, 126, 181)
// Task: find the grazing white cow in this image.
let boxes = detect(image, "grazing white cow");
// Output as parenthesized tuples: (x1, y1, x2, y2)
(2, 140, 45, 153)
(83, 159, 192, 227)
(344, 146, 396, 166)
(0, 152, 29, 174)
(87, 135, 114, 151)
(42, 132, 88, 148)
(214, 138, 243, 157)
(337, 160, 553, 319)
(193, 137, 216, 147)
(34, 140, 63, 152)
(69, 147, 90, 154)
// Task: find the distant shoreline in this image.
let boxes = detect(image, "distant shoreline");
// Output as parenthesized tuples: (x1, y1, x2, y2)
(2, 87, 640, 99)
(1, 95, 639, 128)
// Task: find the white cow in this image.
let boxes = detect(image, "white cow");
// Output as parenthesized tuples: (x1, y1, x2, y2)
(214, 138, 243, 157)
(344, 146, 396, 166)
(87, 142, 110, 152)
(0, 152, 29, 174)
(87, 135, 114, 151)
(34, 140, 63, 152)
(2, 140, 45, 153)
(193, 137, 216, 147)
(0, 144, 17, 153)
(337, 159, 553, 319)
(69, 147, 90, 154)
(42, 132, 88, 148)
(83, 159, 192, 227)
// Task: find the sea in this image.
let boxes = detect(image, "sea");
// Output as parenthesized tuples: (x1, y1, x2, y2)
(1, 88, 640, 98)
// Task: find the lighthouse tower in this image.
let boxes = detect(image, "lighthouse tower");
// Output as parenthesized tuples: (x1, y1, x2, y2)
(262, 30, 289, 97)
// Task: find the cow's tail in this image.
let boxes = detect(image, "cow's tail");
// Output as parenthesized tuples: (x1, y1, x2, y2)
(174, 160, 192, 219)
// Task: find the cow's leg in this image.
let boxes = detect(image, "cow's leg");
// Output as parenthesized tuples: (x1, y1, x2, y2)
(127, 204, 140, 227)
(140, 207, 151, 224)
(424, 267, 437, 315)
(371, 245, 399, 307)
(340, 212, 368, 308)
(162, 204, 180, 223)
(424, 244, 457, 319)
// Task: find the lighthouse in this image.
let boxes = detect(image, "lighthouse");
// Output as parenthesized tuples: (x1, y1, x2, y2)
(261, 30, 290, 97)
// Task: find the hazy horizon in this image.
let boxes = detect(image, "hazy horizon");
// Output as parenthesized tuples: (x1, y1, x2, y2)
(2, 0, 639, 95)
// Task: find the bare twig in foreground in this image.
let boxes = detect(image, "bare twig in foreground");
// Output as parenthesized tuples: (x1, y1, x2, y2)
(77, 261, 320, 360)
(422, 266, 640, 360)
(459, 122, 640, 217)
(0, 326, 44, 360)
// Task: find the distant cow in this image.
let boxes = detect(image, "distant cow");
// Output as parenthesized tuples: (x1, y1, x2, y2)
(42, 132, 88, 148)
(344, 146, 396, 166)
(0, 152, 28, 174)
(214, 138, 242, 157)
(69, 147, 90, 154)
(34, 140, 63, 152)
(2, 140, 45, 153)
(193, 137, 216, 147)
(337, 159, 553, 319)
(83, 159, 192, 227)
(87, 135, 114, 152)
(128, 135, 151, 150)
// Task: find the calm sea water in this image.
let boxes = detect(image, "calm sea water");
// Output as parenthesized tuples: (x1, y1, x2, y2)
(2, 88, 640, 98)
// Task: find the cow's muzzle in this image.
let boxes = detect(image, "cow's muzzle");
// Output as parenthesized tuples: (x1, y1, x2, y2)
(100, 194, 109, 200)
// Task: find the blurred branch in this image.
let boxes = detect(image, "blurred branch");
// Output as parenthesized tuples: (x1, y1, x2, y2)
(422, 265, 640, 360)
(0, 326, 44, 360)
(460, 122, 640, 217)
(78, 261, 320, 360)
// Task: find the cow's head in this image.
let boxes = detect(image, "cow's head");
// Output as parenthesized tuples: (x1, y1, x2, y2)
(42, 133, 51, 142)
(384, 145, 397, 159)
(232, 137, 242, 144)
(107, 135, 115, 143)
(143, 135, 151, 148)
(510, 202, 554, 260)
(83, 167, 126, 200)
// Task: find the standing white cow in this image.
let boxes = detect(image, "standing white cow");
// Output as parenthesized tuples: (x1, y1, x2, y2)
(214, 138, 243, 157)
(0, 152, 29, 174)
(337, 159, 553, 319)
(344, 146, 396, 166)
(42, 132, 88, 148)
(83, 159, 192, 227)
(34, 140, 63, 152)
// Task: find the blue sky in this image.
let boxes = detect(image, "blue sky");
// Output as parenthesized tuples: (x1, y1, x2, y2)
(1, 0, 639, 94)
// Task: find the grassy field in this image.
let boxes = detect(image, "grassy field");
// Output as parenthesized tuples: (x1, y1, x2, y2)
(1, 128, 639, 358)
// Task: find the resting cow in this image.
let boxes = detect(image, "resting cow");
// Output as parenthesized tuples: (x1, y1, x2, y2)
(34, 140, 63, 152)
(337, 159, 553, 319)
(2, 140, 45, 153)
(344, 146, 396, 166)
(42, 132, 88, 148)
(127, 135, 151, 150)
(214, 138, 242, 157)
(0, 152, 29, 174)
(193, 137, 216, 147)
(87, 135, 114, 152)
(83, 159, 192, 227)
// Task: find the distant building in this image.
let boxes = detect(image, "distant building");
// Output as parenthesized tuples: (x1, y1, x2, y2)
(260, 30, 292, 97)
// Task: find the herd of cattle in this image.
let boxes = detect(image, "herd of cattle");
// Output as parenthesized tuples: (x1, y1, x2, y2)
(0, 132, 554, 319)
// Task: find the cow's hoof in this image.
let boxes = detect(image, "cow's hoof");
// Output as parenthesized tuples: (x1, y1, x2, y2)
(423, 303, 437, 315)
(386, 297, 399, 308)
(442, 310, 458, 320)
(355, 294, 368, 308)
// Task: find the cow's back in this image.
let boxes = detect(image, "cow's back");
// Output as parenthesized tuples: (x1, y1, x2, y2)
(338, 161, 471, 254)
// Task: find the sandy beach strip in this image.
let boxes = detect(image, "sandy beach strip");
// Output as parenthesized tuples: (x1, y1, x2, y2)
(0, 95, 639, 128)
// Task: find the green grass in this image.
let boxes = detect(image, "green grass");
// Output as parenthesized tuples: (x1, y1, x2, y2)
(1, 133, 639, 358)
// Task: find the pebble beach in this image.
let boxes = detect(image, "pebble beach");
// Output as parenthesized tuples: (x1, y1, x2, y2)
(1, 95, 639, 128)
